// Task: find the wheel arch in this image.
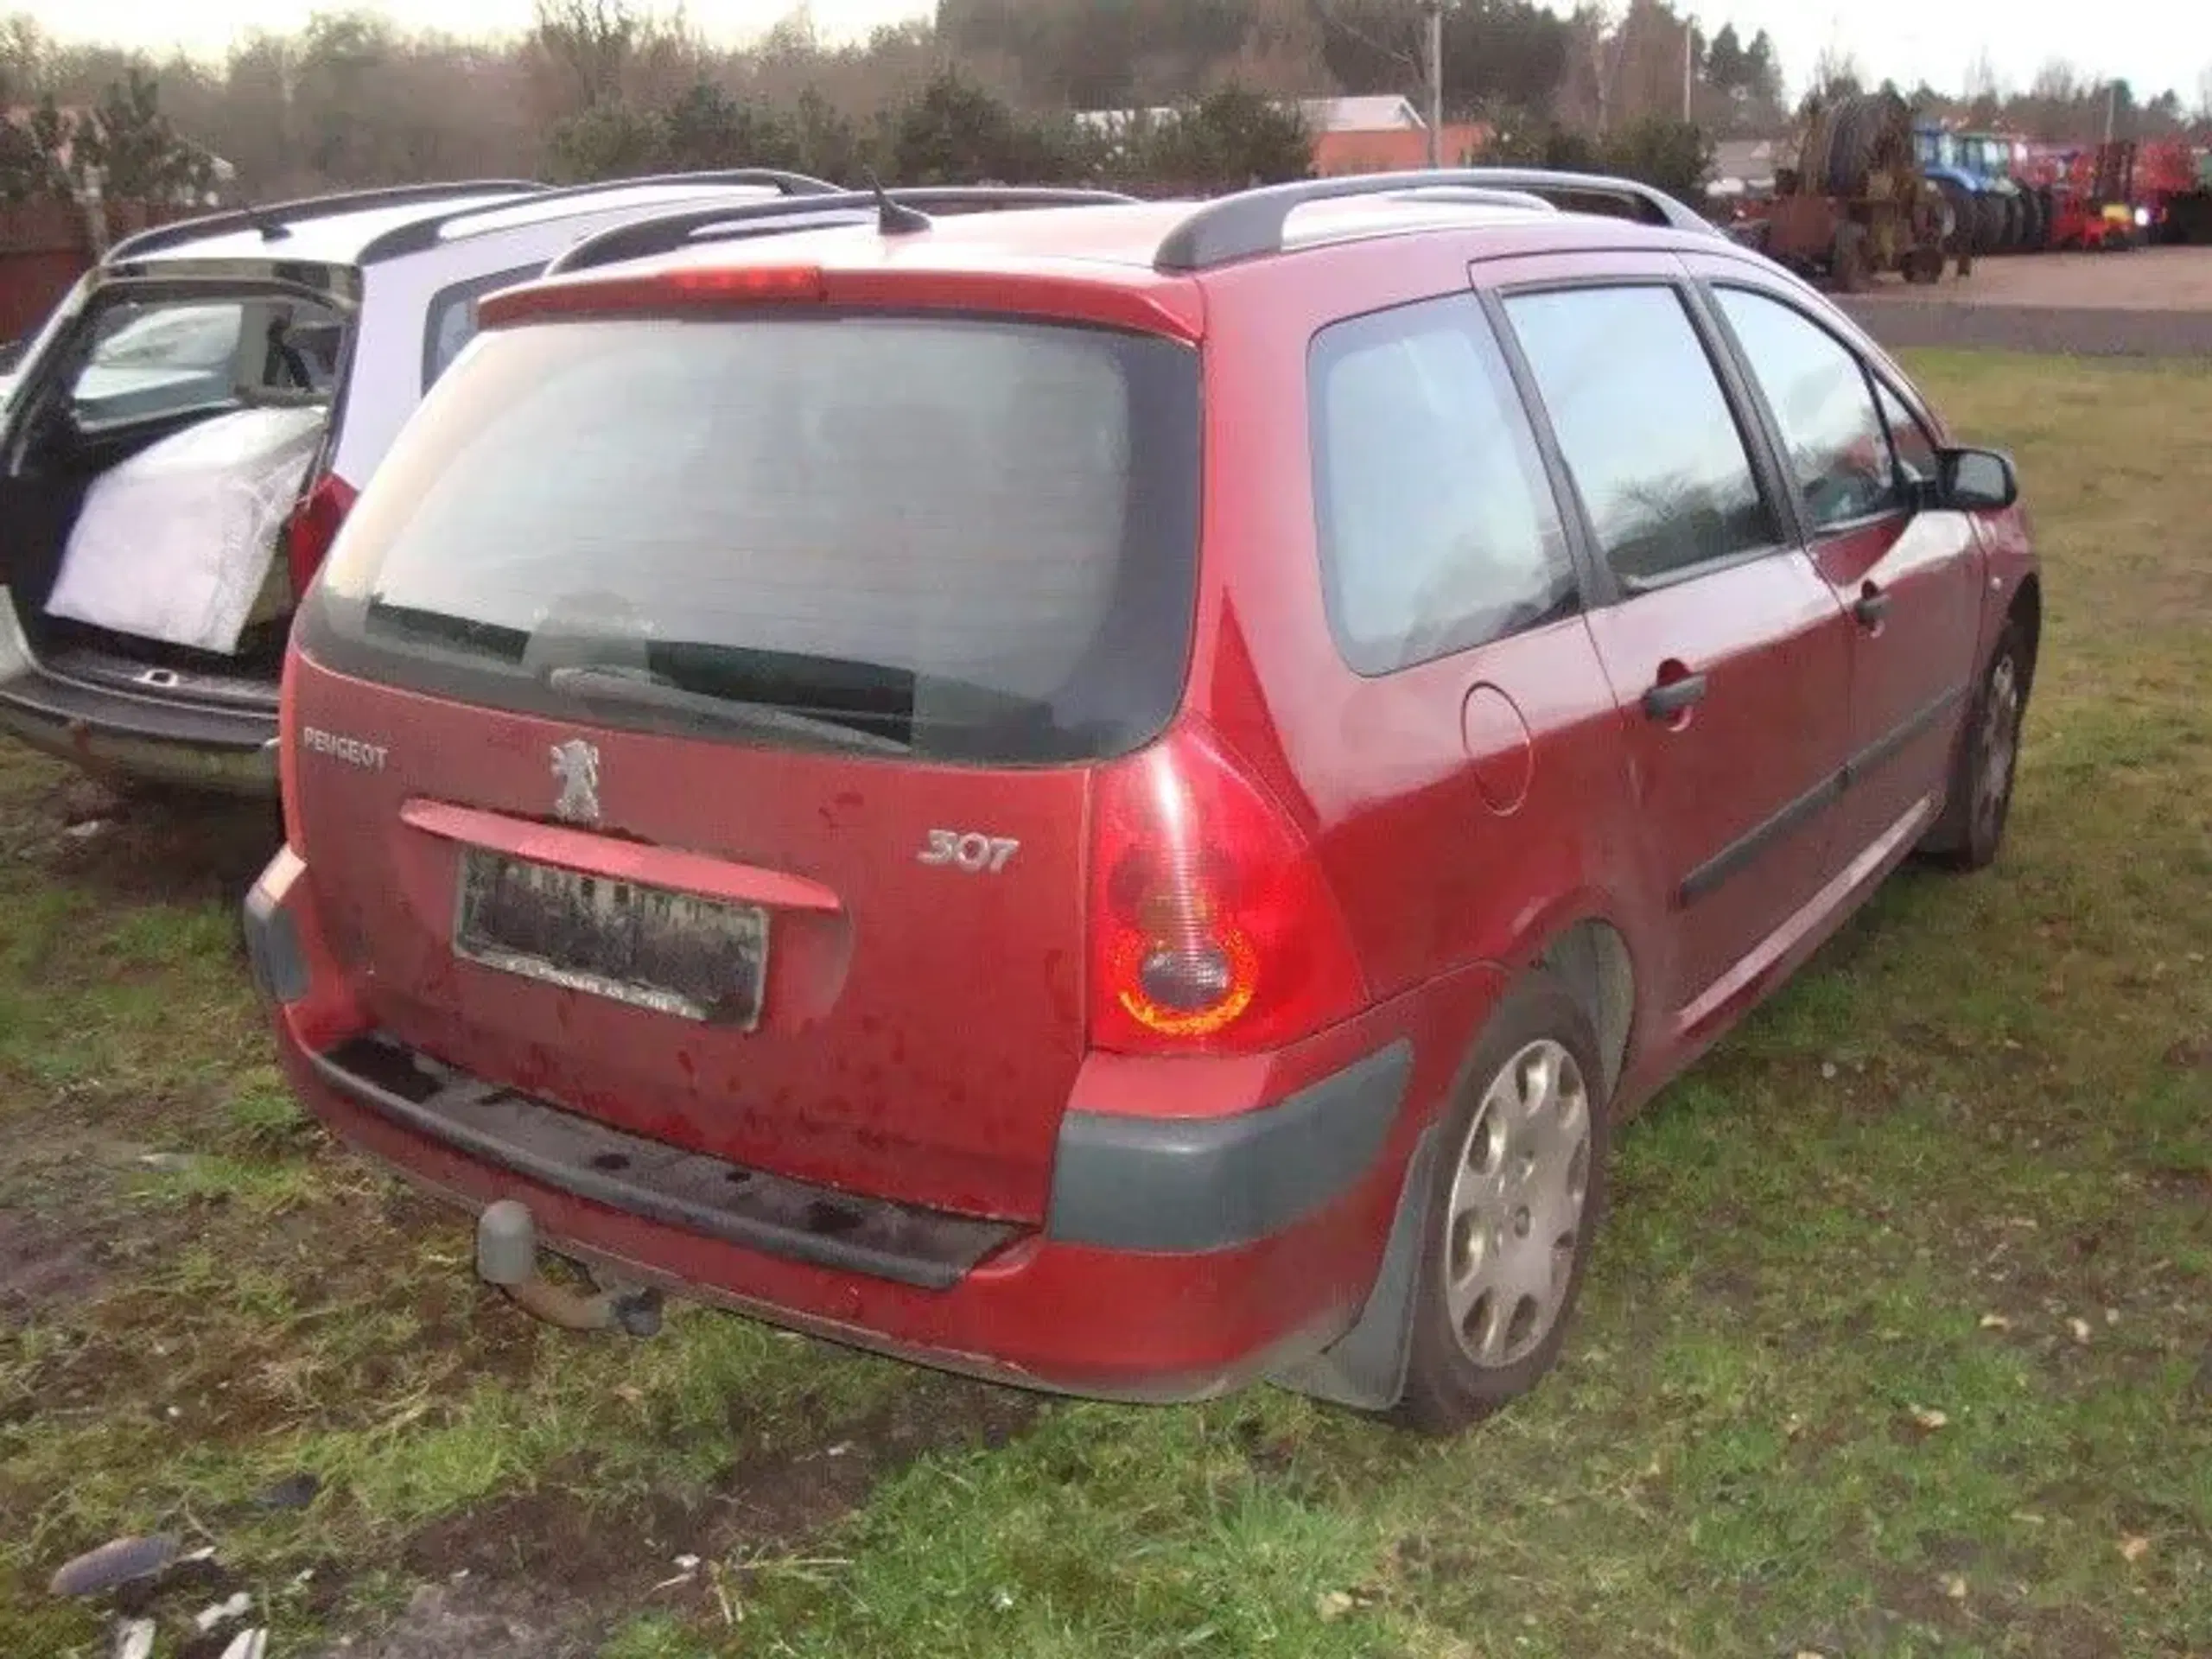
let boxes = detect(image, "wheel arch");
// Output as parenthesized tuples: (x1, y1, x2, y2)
(1538, 919, 1637, 1102)
(1270, 925, 1639, 1416)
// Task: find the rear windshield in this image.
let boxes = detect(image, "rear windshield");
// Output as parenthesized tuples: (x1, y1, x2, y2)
(302, 313, 1202, 765)
(67, 295, 343, 431)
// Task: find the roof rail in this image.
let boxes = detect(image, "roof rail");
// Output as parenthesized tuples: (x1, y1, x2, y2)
(105, 180, 547, 263)
(358, 168, 847, 263)
(1368, 184, 1562, 213)
(1453, 168, 1716, 231)
(1153, 168, 1715, 273)
(544, 185, 1138, 276)
(471, 167, 840, 209)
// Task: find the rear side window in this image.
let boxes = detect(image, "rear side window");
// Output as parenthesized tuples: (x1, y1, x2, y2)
(1310, 295, 1576, 674)
(73, 302, 242, 428)
(423, 265, 539, 391)
(87, 302, 241, 375)
(1505, 285, 1777, 588)
(1715, 288, 1897, 530)
(66, 296, 339, 430)
(306, 314, 1201, 765)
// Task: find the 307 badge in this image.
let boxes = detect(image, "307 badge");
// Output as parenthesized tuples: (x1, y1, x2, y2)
(918, 830, 1020, 874)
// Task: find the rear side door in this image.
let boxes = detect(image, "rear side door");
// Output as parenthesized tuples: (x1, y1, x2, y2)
(1484, 255, 1856, 1030)
(1699, 275, 1984, 860)
(1294, 288, 1634, 1001)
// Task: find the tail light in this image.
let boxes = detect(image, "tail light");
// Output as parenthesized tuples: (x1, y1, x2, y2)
(1089, 723, 1368, 1056)
(283, 472, 357, 595)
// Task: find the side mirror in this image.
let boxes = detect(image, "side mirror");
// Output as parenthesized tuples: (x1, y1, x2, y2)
(1937, 447, 2019, 512)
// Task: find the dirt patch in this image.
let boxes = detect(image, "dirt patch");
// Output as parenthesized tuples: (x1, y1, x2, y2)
(1802, 1575, 2125, 1659)
(1231, 1413, 1302, 1481)
(706, 1372, 1037, 1548)
(2143, 1165, 2211, 1203)
(39, 786, 279, 915)
(27, 1369, 1039, 1659)
(400, 1484, 702, 1593)
(2161, 1036, 2212, 1070)
(404, 1371, 1037, 1588)
(310, 1581, 589, 1659)
(1868, 1560, 1979, 1640)
(0, 1206, 104, 1322)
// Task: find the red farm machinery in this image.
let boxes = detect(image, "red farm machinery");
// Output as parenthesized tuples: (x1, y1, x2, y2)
(2130, 139, 2212, 243)
(2018, 138, 2212, 251)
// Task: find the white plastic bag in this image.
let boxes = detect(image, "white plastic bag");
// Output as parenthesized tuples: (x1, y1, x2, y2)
(47, 404, 327, 655)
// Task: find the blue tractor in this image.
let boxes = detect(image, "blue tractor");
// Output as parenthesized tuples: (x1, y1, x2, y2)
(1915, 125, 2036, 253)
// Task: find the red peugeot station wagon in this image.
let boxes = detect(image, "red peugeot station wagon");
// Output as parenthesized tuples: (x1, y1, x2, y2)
(247, 172, 2039, 1432)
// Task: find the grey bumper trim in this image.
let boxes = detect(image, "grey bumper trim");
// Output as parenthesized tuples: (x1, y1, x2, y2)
(309, 1033, 1024, 1290)
(1046, 1040, 1414, 1254)
(0, 665, 279, 793)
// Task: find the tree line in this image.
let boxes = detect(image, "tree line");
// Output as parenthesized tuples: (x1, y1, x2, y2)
(1, 1, 2205, 211)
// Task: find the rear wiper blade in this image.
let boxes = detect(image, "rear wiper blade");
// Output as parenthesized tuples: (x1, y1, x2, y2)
(645, 640, 1049, 725)
(544, 664, 912, 754)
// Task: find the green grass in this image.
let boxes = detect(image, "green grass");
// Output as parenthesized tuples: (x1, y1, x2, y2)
(2, 350, 2209, 1656)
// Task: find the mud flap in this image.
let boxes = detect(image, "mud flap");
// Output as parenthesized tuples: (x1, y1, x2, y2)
(1266, 1122, 1440, 1412)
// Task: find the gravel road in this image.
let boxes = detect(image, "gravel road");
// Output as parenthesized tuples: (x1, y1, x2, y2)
(1839, 246, 2212, 359)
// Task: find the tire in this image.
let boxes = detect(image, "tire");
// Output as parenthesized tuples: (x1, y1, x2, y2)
(1974, 193, 2005, 254)
(1922, 621, 2029, 872)
(1826, 92, 1904, 198)
(1936, 181, 1975, 275)
(1393, 971, 1611, 1435)
(1828, 101, 1878, 197)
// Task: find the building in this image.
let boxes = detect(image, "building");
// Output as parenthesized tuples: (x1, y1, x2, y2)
(1707, 137, 1778, 198)
(1300, 95, 1427, 133)
(1075, 93, 1492, 179)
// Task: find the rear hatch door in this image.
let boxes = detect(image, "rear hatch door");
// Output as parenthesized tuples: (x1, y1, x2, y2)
(292, 303, 1202, 1221)
(1, 263, 355, 687)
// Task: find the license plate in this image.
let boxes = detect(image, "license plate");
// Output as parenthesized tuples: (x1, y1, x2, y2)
(453, 850, 767, 1027)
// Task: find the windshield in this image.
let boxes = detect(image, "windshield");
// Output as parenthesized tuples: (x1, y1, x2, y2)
(302, 312, 1203, 764)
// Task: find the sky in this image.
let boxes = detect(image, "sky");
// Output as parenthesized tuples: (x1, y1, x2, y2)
(32, 0, 2212, 108)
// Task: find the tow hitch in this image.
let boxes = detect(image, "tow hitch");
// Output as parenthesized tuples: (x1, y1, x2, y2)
(474, 1200, 664, 1338)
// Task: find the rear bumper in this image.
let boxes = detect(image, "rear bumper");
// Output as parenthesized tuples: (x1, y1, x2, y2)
(246, 854, 1427, 1403)
(0, 599, 277, 794)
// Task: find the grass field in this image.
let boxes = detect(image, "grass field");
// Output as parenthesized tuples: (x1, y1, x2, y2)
(1, 351, 2208, 1658)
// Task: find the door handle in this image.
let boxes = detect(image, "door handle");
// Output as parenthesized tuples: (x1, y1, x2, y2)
(1642, 671, 1708, 721)
(1853, 585, 1891, 629)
